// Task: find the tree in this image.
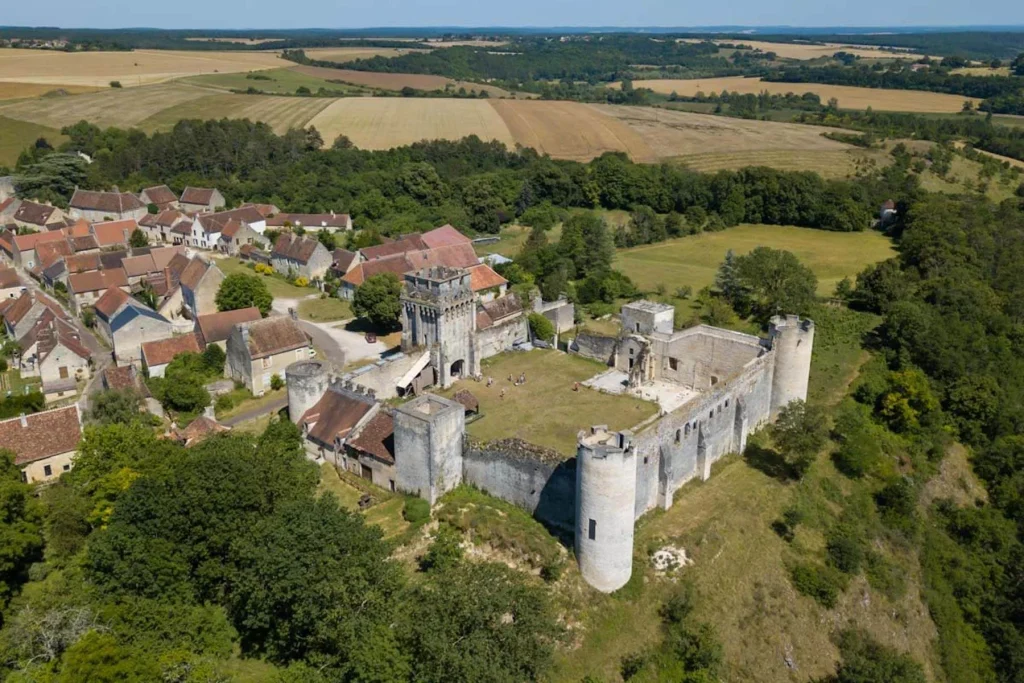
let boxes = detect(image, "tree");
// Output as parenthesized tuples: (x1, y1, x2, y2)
(825, 629, 926, 683)
(89, 388, 142, 425)
(714, 249, 745, 302)
(353, 273, 403, 332)
(0, 450, 44, 617)
(528, 313, 555, 343)
(216, 273, 273, 317)
(771, 400, 829, 478)
(128, 228, 148, 248)
(729, 247, 818, 323)
(201, 344, 226, 377)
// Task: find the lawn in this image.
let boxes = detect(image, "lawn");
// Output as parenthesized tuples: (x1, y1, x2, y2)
(473, 223, 562, 258)
(183, 67, 368, 95)
(214, 386, 285, 421)
(213, 257, 315, 300)
(297, 296, 352, 322)
(317, 462, 364, 509)
(0, 115, 66, 166)
(614, 224, 896, 297)
(440, 350, 658, 456)
(0, 369, 41, 396)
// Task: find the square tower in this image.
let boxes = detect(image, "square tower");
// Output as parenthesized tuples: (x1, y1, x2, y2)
(401, 266, 478, 387)
(621, 300, 675, 336)
(394, 394, 466, 504)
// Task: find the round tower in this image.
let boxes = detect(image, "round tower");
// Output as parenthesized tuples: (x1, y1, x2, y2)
(769, 315, 815, 418)
(575, 426, 638, 593)
(286, 360, 329, 424)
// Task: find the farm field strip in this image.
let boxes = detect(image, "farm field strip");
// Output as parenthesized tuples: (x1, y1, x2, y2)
(0, 82, 100, 101)
(137, 92, 332, 133)
(291, 65, 511, 97)
(0, 48, 284, 88)
(672, 149, 866, 179)
(301, 47, 428, 62)
(622, 76, 979, 113)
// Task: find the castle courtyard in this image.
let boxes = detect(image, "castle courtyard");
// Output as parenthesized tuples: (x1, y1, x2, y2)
(440, 350, 659, 456)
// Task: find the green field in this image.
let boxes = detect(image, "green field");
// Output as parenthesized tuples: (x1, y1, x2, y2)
(0, 115, 66, 166)
(297, 296, 353, 322)
(615, 224, 896, 296)
(441, 350, 658, 456)
(213, 257, 316, 299)
(183, 67, 368, 96)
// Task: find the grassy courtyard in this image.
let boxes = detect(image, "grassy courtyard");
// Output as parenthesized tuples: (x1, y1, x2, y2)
(214, 257, 314, 299)
(441, 350, 657, 456)
(614, 224, 896, 297)
(297, 296, 352, 322)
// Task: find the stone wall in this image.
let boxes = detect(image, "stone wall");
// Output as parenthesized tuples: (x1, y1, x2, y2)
(462, 439, 576, 531)
(652, 326, 764, 390)
(477, 315, 528, 360)
(572, 331, 618, 365)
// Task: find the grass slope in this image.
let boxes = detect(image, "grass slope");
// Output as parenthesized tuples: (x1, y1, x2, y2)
(614, 224, 896, 297)
(0, 115, 66, 166)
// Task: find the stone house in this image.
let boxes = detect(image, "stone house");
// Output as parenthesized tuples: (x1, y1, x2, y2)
(12, 230, 68, 269)
(139, 210, 190, 244)
(2, 290, 69, 342)
(108, 299, 175, 367)
(266, 212, 353, 233)
(217, 219, 266, 256)
(344, 410, 397, 490)
(141, 332, 202, 378)
(271, 233, 333, 281)
(6, 200, 65, 231)
(0, 405, 82, 484)
(27, 317, 92, 386)
(195, 307, 262, 350)
(138, 185, 178, 211)
(92, 286, 129, 344)
(226, 316, 312, 395)
(179, 257, 224, 318)
(179, 187, 225, 214)
(67, 269, 129, 314)
(330, 249, 357, 279)
(68, 189, 147, 222)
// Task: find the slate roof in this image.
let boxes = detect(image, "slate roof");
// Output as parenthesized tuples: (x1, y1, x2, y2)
(0, 405, 81, 466)
(347, 411, 395, 464)
(70, 189, 144, 214)
(196, 307, 261, 346)
(13, 200, 58, 226)
(272, 232, 322, 265)
(142, 332, 201, 368)
(300, 386, 375, 448)
(241, 317, 309, 359)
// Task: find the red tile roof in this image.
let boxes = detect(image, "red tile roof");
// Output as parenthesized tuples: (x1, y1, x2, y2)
(34, 240, 73, 269)
(37, 317, 91, 362)
(347, 411, 395, 464)
(272, 232, 323, 265)
(341, 254, 414, 287)
(196, 206, 264, 234)
(0, 267, 22, 289)
(13, 200, 58, 226)
(140, 185, 177, 207)
(301, 387, 375, 448)
(141, 332, 201, 368)
(65, 253, 101, 274)
(94, 287, 130, 321)
(421, 224, 471, 248)
(241, 317, 310, 359)
(91, 219, 137, 247)
(102, 365, 148, 394)
(360, 233, 428, 261)
(332, 248, 356, 273)
(0, 405, 81, 466)
(122, 254, 158, 278)
(468, 263, 507, 292)
(69, 269, 127, 294)
(64, 218, 92, 238)
(172, 415, 229, 447)
(179, 257, 211, 291)
(13, 229, 66, 253)
(196, 307, 261, 346)
(180, 187, 218, 205)
(70, 190, 144, 215)
(266, 212, 351, 229)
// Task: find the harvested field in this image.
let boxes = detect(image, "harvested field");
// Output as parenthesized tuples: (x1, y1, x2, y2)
(426, 39, 510, 48)
(0, 82, 99, 101)
(308, 98, 516, 150)
(291, 65, 509, 97)
(139, 93, 332, 134)
(185, 37, 280, 45)
(183, 67, 367, 95)
(0, 48, 283, 88)
(302, 47, 427, 63)
(614, 224, 896, 296)
(592, 105, 848, 161)
(492, 99, 656, 162)
(673, 149, 867, 179)
(625, 76, 979, 113)
(951, 66, 1013, 77)
(720, 39, 924, 61)
(0, 82, 212, 129)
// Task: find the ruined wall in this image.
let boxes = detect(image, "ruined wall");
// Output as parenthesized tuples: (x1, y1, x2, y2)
(572, 331, 618, 365)
(462, 439, 576, 531)
(652, 326, 764, 390)
(477, 316, 528, 361)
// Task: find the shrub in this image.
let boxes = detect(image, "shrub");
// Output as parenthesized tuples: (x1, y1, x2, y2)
(528, 312, 555, 342)
(109, 81, 122, 88)
(419, 524, 463, 573)
(269, 374, 284, 391)
(540, 559, 564, 583)
(403, 497, 430, 524)
(215, 394, 235, 413)
(865, 550, 908, 601)
(826, 524, 866, 574)
(790, 562, 847, 608)
(294, 276, 309, 287)
(254, 263, 273, 275)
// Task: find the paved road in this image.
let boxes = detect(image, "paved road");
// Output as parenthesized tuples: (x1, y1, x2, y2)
(222, 396, 288, 426)
(271, 296, 387, 372)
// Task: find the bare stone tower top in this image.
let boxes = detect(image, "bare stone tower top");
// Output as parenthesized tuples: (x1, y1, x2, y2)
(401, 266, 478, 388)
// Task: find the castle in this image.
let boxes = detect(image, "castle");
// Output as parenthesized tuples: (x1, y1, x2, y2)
(288, 269, 813, 593)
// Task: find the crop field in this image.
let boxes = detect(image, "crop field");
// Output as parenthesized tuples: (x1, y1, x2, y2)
(614, 224, 896, 296)
(183, 67, 368, 95)
(951, 66, 1013, 76)
(0, 82, 99, 101)
(291, 65, 510, 97)
(0, 48, 283, 88)
(302, 47, 427, 62)
(0, 82, 212, 129)
(625, 76, 979, 113)
(717, 39, 925, 61)
(308, 97, 517, 150)
(674, 149, 868, 179)
(492, 99, 657, 162)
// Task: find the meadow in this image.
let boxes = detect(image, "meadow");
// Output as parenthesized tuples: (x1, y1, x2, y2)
(0, 116, 65, 166)
(614, 224, 897, 296)
(624, 76, 980, 113)
(183, 67, 369, 95)
(292, 65, 511, 97)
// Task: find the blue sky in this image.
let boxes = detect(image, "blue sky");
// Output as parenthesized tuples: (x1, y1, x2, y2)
(5, 0, 1023, 30)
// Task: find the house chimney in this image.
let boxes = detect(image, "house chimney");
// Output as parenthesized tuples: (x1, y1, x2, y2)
(19, 413, 27, 428)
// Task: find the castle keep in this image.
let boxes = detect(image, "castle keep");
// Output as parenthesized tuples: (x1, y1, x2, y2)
(289, 295, 814, 593)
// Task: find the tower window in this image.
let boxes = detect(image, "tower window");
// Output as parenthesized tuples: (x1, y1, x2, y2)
(635, 322, 641, 332)
(674, 429, 681, 444)
(588, 518, 596, 541)
(669, 357, 678, 370)
(684, 423, 690, 436)
(725, 399, 730, 408)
